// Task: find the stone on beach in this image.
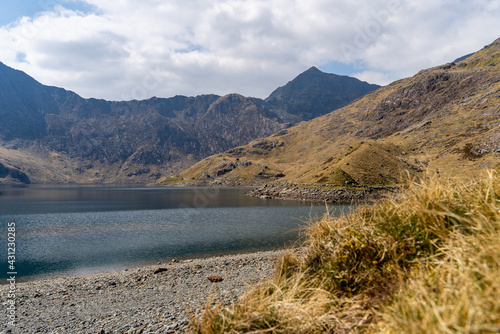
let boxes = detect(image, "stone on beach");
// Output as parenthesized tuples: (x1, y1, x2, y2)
(207, 275, 224, 283)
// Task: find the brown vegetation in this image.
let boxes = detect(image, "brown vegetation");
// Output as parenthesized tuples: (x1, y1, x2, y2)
(192, 170, 500, 333)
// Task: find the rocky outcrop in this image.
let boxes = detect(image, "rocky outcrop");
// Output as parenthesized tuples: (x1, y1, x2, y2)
(0, 162, 30, 184)
(206, 159, 253, 178)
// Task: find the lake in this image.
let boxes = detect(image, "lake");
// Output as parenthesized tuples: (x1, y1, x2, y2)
(0, 184, 350, 281)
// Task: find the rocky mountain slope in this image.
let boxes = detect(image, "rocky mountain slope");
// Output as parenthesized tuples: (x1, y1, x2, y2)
(0, 63, 379, 183)
(176, 37, 500, 186)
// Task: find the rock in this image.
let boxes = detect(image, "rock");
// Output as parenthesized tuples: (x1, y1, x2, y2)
(153, 268, 168, 274)
(207, 275, 224, 283)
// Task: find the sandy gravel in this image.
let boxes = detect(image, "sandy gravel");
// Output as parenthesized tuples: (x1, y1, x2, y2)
(1, 250, 283, 334)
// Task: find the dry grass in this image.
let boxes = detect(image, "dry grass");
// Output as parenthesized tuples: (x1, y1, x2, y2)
(375, 233, 500, 333)
(191, 171, 500, 333)
(374, 172, 500, 333)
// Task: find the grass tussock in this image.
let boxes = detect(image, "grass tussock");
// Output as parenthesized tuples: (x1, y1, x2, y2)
(192, 171, 500, 333)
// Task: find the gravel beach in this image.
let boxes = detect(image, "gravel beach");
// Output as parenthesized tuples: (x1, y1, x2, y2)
(1, 250, 283, 334)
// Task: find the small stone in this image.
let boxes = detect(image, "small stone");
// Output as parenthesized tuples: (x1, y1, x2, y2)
(208, 275, 224, 283)
(153, 268, 168, 274)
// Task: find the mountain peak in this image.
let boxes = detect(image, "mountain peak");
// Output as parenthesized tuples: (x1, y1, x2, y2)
(304, 66, 322, 73)
(265, 67, 380, 120)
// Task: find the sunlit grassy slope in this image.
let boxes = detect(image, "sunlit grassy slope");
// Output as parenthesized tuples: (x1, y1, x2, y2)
(192, 170, 500, 333)
(173, 38, 500, 186)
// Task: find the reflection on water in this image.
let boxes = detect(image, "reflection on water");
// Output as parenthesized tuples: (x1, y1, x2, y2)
(0, 185, 350, 280)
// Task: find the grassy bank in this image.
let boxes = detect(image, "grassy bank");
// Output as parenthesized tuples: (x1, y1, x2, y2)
(192, 171, 500, 333)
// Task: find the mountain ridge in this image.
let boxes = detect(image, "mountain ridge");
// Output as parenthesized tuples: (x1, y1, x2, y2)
(0, 63, 380, 183)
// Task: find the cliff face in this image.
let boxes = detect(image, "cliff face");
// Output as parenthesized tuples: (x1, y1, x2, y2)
(179, 38, 500, 186)
(0, 63, 379, 183)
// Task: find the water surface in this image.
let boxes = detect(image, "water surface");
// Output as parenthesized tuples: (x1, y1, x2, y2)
(0, 185, 349, 281)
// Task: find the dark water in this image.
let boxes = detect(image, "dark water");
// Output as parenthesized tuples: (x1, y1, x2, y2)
(0, 185, 349, 281)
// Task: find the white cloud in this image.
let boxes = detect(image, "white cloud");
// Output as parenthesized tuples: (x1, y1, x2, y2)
(353, 70, 395, 86)
(0, 0, 499, 100)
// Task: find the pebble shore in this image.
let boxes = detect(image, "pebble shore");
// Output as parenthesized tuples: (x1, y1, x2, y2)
(1, 250, 282, 334)
(248, 183, 397, 203)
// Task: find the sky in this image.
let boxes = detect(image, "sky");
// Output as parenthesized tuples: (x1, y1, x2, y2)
(0, 0, 499, 101)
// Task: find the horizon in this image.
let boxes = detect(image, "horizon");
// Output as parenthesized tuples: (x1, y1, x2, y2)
(0, 61, 382, 102)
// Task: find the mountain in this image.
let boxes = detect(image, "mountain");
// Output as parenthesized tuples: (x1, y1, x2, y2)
(0, 62, 57, 140)
(177, 37, 500, 186)
(453, 53, 474, 63)
(0, 64, 379, 183)
(266, 66, 380, 120)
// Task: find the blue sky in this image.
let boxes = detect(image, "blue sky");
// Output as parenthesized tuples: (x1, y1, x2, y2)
(0, 1, 41, 26)
(0, 0, 499, 100)
(0, 0, 95, 26)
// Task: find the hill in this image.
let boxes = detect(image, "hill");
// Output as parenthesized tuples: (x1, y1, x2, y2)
(0, 63, 379, 184)
(177, 37, 500, 187)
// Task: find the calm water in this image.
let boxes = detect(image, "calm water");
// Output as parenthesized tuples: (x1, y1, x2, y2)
(0, 185, 349, 281)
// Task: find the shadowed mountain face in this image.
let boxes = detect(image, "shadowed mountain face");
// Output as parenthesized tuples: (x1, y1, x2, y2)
(179, 37, 500, 186)
(0, 63, 379, 183)
(266, 66, 381, 120)
(0, 63, 55, 140)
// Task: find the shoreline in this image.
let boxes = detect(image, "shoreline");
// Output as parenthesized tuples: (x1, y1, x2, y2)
(5, 246, 284, 285)
(0, 249, 284, 333)
(247, 182, 398, 203)
(155, 179, 399, 204)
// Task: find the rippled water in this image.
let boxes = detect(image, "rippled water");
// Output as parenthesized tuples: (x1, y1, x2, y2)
(0, 185, 350, 280)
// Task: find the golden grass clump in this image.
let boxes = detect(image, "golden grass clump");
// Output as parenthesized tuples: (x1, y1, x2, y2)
(192, 171, 500, 333)
(375, 230, 500, 333)
(374, 172, 500, 333)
